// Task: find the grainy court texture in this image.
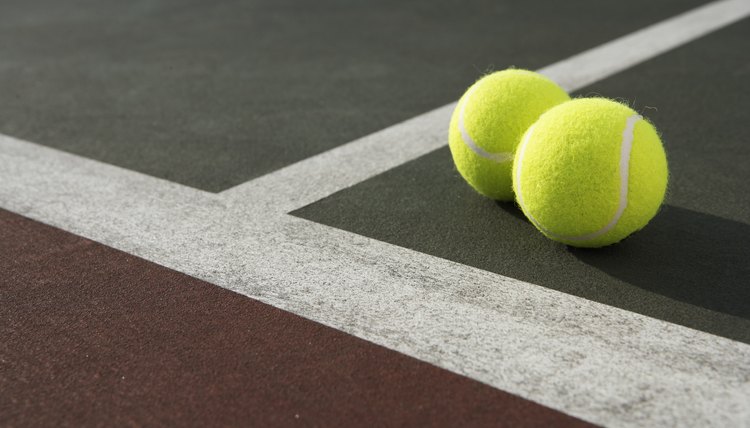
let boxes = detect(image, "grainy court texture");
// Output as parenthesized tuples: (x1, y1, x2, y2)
(0, 209, 591, 427)
(1, 0, 749, 427)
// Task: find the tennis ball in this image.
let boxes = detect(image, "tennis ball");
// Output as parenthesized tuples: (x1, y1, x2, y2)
(449, 69, 570, 200)
(513, 98, 668, 248)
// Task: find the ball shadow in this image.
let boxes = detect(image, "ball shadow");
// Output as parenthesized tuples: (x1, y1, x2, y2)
(494, 200, 528, 222)
(569, 205, 750, 320)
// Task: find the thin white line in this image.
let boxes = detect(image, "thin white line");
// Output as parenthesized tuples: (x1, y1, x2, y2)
(538, 0, 750, 92)
(457, 83, 514, 163)
(517, 114, 641, 242)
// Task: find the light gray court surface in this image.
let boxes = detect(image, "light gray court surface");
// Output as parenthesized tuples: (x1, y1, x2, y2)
(2, 1, 749, 426)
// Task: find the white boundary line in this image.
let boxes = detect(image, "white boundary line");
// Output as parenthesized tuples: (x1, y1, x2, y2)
(2, 1, 750, 426)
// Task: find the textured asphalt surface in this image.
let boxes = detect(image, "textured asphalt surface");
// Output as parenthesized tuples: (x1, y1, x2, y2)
(0, 0, 706, 191)
(0, 209, 593, 427)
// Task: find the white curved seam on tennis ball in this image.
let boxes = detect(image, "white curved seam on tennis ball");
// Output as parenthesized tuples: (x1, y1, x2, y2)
(516, 114, 641, 242)
(457, 83, 514, 163)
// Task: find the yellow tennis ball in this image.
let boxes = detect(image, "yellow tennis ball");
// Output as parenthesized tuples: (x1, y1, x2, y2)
(513, 98, 668, 248)
(448, 69, 570, 200)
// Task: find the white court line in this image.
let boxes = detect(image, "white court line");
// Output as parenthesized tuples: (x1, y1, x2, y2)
(2, 133, 749, 428)
(2, 1, 750, 426)
(221, 0, 750, 214)
(537, 0, 750, 91)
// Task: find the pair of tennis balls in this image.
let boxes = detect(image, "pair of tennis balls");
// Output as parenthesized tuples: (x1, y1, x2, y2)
(448, 69, 668, 248)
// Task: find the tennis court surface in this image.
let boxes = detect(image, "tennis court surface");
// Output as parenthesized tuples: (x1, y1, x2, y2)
(2, 1, 749, 426)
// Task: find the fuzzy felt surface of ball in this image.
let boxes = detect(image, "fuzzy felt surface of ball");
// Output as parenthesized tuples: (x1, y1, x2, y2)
(513, 98, 668, 248)
(448, 69, 570, 200)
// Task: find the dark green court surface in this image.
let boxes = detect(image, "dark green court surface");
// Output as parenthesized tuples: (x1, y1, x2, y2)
(293, 19, 750, 344)
(0, 0, 707, 192)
